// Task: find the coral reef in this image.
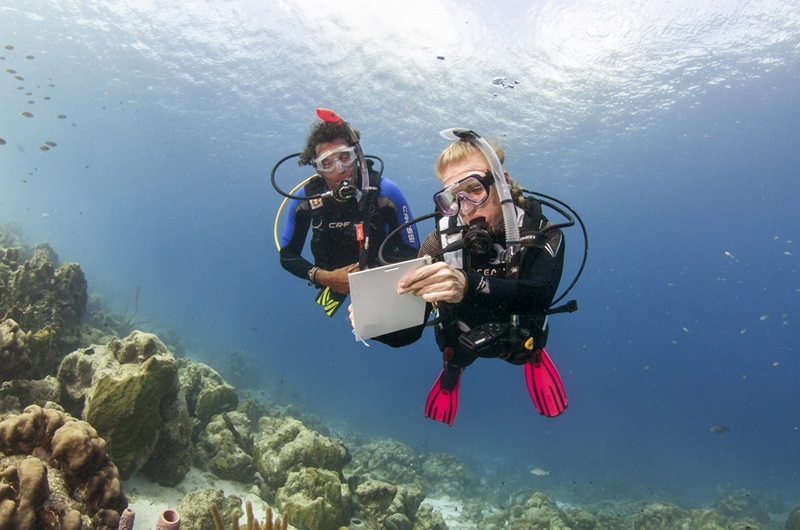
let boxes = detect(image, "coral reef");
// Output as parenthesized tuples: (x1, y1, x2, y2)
(3, 225, 798, 530)
(175, 489, 241, 530)
(0, 240, 87, 380)
(210, 500, 288, 530)
(275, 467, 351, 530)
(410, 504, 448, 530)
(253, 416, 350, 490)
(417, 452, 481, 499)
(0, 318, 31, 381)
(345, 439, 420, 487)
(179, 360, 239, 425)
(0, 374, 60, 413)
(713, 488, 773, 525)
(0, 404, 127, 529)
(351, 479, 425, 530)
(56, 332, 193, 484)
(194, 411, 255, 483)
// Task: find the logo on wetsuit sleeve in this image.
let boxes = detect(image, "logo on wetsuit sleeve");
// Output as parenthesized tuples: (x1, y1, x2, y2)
(401, 205, 416, 243)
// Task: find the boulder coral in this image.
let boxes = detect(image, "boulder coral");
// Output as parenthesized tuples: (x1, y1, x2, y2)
(178, 359, 239, 424)
(345, 439, 419, 488)
(275, 467, 351, 530)
(253, 416, 350, 490)
(0, 318, 30, 378)
(352, 479, 425, 530)
(56, 331, 193, 484)
(194, 411, 255, 483)
(0, 404, 127, 529)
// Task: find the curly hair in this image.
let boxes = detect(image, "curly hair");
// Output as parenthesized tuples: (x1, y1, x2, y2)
(435, 139, 526, 207)
(298, 120, 362, 166)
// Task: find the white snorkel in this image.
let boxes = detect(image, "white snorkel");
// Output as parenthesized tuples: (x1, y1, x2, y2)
(440, 128, 521, 264)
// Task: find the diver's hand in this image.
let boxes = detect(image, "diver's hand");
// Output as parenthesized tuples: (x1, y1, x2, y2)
(397, 262, 467, 304)
(317, 263, 359, 295)
(347, 303, 355, 329)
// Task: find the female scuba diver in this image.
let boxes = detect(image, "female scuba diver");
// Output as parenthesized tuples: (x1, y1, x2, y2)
(273, 109, 420, 317)
(364, 128, 586, 425)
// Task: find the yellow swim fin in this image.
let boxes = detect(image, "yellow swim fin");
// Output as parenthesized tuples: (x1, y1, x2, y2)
(315, 286, 347, 317)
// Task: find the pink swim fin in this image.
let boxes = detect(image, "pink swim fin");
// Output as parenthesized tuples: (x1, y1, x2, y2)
(525, 348, 568, 417)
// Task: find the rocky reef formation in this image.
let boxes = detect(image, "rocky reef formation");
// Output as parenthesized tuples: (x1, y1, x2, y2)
(1, 226, 87, 381)
(56, 331, 195, 484)
(194, 411, 255, 483)
(254, 416, 351, 529)
(1, 223, 798, 530)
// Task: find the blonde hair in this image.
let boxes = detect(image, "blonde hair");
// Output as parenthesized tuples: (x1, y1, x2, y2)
(435, 140, 525, 207)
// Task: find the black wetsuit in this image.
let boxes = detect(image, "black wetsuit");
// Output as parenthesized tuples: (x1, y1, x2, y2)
(279, 171, 419, 280)
(377, 198, 565, 369)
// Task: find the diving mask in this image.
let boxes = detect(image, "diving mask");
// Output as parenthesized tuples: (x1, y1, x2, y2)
(312, 145, 358, 174)
(433, 171, 494, 217)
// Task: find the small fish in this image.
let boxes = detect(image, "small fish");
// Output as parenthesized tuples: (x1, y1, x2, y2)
(14, 75, 24, 81)
(724, 251, 735, 259)
(39, 146, 49, 151)
(4, 45, 14, 51)
(0, 138, 6, 145)
(530, 467, 550, 476)
(25, 55, 34, 60)
(44, 141, 57, 147)
(56, 114, 67, 119)
(21, 111, 33, 118)
(710, 424, 730, 434)
(5, 68, 15, 74)
(759, 315, 768, 321)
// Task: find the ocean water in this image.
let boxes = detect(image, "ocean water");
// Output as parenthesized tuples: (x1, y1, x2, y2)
(2, 0, 799, 512)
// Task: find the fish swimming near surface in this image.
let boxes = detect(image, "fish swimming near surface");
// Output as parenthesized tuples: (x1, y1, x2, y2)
(530, 467, 550, 476)
(710, 424, 731, 434)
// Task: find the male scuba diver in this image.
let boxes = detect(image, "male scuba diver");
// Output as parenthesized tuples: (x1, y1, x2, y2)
(370, 129, 584, 425)
(274, 109, 419, 316)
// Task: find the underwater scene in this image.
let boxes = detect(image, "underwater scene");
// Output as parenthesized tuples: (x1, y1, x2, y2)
(1, 0, 799, 529)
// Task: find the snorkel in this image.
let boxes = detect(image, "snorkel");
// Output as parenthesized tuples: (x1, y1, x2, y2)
(440, 128, 521, 264)
(316, 108, 371, 207)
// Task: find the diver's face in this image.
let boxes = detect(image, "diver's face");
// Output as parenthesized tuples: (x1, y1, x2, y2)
(439, 153, 503, 227)
(315, 139, 358, 190)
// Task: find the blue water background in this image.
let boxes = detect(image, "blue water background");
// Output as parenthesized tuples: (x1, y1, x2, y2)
(2, 0, 799, 508)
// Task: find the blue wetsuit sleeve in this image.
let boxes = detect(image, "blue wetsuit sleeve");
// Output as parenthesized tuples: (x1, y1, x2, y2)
(279, 191, 315, 281)
(378, 178, 419, 259)
(379, 178, 420, 249)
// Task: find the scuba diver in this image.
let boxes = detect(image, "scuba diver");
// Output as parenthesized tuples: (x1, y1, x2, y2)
(365, 128, 585, 425)
(274, 109, 420, 316)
